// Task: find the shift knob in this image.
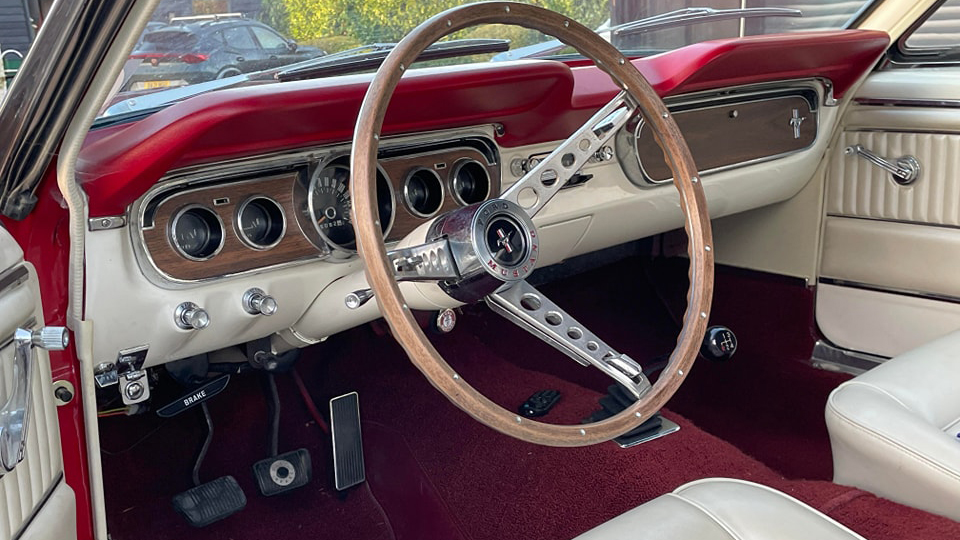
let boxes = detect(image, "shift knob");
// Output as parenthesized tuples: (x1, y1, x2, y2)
(701, 325, 737, 361)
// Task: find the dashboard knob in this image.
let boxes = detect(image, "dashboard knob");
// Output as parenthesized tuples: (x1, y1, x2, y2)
(175, 302, 210, 330)
(243, 288, 278, 316)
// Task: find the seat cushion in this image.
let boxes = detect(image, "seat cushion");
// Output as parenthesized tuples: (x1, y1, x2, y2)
(573, 478, 864, 540)
(826, 330, 960, 521)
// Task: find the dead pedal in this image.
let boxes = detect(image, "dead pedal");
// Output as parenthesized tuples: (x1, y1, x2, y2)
(172, 475, 246, 527)
(330, 391, 365, 490)
(252, 448, 312, 496)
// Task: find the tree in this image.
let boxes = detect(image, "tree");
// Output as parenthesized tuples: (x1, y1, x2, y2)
(272, 0, 609, 50)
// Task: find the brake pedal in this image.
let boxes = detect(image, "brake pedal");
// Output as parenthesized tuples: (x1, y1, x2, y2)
(172, 402, 246, 527)
(172, 476, 246, 528)
(330, 391, 365, 490)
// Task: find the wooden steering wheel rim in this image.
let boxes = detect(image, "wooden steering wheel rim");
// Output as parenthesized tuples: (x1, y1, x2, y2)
(351, 1, 714, 447)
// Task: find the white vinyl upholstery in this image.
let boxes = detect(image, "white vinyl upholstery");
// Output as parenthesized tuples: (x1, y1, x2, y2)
(0, 227, 68, 539)
(827, 130, 960, 227)
(574, 478, 865, 540)
(826, 330, 960, 521)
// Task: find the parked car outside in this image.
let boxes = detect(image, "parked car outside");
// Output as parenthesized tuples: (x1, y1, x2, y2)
(125, 14, 325, 91)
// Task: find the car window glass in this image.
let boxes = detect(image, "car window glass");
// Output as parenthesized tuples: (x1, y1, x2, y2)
(251, 27, 287, 49)
(904, 0, 960, 49)
(222, 26, 256, 50)
(95, 0, 876, 120)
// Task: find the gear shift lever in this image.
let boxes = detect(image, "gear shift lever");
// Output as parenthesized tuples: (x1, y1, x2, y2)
(700, 326, 737, 361)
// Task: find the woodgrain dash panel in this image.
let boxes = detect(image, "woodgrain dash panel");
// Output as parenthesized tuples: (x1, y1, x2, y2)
(380, 147, 500, 241)
(143, 172, 322, 281)
(637, 94, 816, 182)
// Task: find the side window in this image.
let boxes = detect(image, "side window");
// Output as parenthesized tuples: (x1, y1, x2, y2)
(250, 27, 287, 50)
(222, 26, 256, 50)
(896, 0, 960, 63)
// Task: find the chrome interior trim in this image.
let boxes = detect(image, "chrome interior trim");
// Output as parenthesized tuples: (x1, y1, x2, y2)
(818, 277, 960, 305)
(87, 215, 127, 231)
(402, 167, 445, 219)
(233, 195, 287, 251)
(854, 97, 960, 108)
(0, 265, 30, 297)
(126, 125, 500, 289)
(167, 204, 226, 262)
(616, 417, 680, 448)
(811, 339, 887, 376)
(626, 81, 821, 186)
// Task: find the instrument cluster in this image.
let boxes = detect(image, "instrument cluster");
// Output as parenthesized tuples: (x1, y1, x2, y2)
(138, 135, 501, 283)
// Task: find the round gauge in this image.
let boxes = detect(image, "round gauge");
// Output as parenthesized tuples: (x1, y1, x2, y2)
(169, 206, 224, 260)
(308, 163, 393, 251)
(236, 196, 285, 249)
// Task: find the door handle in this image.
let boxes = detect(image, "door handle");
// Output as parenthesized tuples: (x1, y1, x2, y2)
(845, 144, 921, 186)
(0, 327, 68, 476)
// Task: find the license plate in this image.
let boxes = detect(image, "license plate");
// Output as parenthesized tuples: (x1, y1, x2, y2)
(142, 80, 172, 89)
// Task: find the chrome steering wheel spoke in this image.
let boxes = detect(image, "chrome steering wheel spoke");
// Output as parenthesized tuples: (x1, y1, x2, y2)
(486, 280, 651, 399)
(387, 237, 460, 281)
(500, 91, 635, 218)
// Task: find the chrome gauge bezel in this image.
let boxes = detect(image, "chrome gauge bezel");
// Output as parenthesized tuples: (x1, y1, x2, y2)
(450, 158, 491, 206)
(402, 166, 445, 218)
(305, 159, 396, 254)
(168, 204, 226, 262)
(235, 195, 287, 250)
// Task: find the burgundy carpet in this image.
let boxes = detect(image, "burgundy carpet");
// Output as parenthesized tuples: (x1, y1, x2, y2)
(99, 256, 960, 540)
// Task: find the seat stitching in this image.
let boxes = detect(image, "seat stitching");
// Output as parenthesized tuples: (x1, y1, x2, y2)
(827, 398, 960, 482)
(664, 493, 742, 540)
(676, 479, 866, 540)
(837, 381, 913, 413)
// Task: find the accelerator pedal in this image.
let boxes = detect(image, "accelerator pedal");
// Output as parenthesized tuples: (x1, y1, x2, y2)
(330, 392, 365, 490)
(172, 476, 246, 528)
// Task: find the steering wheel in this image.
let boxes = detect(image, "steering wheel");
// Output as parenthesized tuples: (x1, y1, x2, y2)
(350, 1, 713, 447)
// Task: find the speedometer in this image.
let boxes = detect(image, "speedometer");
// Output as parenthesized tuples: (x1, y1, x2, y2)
(308, 163, 393, 252)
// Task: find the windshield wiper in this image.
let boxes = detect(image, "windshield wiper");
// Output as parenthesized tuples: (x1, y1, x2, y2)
(612, 7, 801, 37)
(492, 7, 801, 62)
(276, 38, 510, 81)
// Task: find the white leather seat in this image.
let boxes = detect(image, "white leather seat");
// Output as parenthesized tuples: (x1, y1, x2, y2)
(826, 330, 960, 521)
(573, 478, 864, 540)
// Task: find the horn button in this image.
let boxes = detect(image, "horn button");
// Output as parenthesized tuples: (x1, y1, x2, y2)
(428, 199, 539, 302)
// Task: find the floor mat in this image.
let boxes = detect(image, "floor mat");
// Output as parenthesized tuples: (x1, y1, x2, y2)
(99, 256, 960, 540)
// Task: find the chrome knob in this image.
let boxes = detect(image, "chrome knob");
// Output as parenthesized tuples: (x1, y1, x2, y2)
(243, 288, 278, 316)
(30, 327, 69, 351)
(345, 289, 374, 309)
(175, 302, 210, 330)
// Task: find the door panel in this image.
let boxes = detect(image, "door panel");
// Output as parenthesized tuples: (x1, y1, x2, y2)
(0, 227, 75, 540)
(818, 68, 960, 357)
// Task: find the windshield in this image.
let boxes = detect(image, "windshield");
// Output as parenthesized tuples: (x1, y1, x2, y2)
(91, 0, 875, 120)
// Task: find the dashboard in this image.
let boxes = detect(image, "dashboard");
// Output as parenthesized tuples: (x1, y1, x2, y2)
(75, 30, 889, 369)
